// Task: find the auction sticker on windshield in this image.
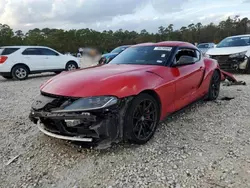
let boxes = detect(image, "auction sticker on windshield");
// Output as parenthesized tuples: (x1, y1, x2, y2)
(154, 47, 172, 51)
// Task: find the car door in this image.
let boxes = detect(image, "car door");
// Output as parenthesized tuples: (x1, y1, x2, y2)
(40, 48, 64, 70)
(21, 48, 45, 71)
(171, 48, 205, 111)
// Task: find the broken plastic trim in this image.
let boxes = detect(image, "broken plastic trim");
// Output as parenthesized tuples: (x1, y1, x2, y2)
(37, 120, 93, 142)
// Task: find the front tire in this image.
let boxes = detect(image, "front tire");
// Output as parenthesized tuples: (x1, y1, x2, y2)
(124, 93, 160, 145)
(11, 65, 29, 80)
(66, 61, 78, 71)
(207, 70, 220, 101)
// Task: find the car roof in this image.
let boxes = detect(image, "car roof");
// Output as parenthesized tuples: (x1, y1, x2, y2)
(227, 34, 250, 38)
(0, 45, 51, 49)
(198, 42, 214, 45)
(132, 41, 197, 49)
(117, 45, 131, 48)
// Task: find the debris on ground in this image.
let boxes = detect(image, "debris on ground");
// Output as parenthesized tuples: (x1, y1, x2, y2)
(5, 154, 20, 166)
(220, 97, 235, 101)
(223, 80, 246, 86)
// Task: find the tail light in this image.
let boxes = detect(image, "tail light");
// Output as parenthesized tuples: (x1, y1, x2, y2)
(0, 56, 8, 64)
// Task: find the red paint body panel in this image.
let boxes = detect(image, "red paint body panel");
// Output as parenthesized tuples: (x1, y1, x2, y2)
(40, 42, 223, 121)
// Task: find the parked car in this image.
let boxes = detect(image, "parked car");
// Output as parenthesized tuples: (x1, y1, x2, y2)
(197, 43, 215, 54)
(98, 45, 131, 64)
(0, 46, 80, 80)
(206, 34, 250, 72)
(29, 41, 235, 149)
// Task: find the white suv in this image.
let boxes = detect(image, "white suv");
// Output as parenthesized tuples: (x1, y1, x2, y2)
(0, 46, 80, 80)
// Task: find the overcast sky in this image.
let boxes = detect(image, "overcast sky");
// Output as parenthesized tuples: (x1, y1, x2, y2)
(0, 0, 250, 32)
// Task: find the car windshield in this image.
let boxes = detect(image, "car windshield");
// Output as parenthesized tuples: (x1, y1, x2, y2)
(197, 44, 209, 48)
(0, 48, 3, 55)
(216, 36, 250, 48)
(109, 46, 172, 65)
(110, 46, 127, 53)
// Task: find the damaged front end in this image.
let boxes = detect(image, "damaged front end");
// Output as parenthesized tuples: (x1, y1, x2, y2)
(210, 53, 249, 72)
(29, 92, 132, 149)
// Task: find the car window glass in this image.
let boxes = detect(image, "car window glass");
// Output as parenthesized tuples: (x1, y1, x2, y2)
(40, 48, 58, 56)
(217, 36, 250, 48)
(198, 44, 209, 48)
(22, 48, 41, 55)
(196, 50, 201, 59)
(175, 48, 199, 63)
(1, 48, 20, 55)
(109, 46, 172, 65)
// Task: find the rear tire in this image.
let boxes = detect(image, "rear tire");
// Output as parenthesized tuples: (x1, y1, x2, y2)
(11, 65, 29, 80)
(66, 61, 78, 71)
(207, 70, 220, 101)
(124, 93, 160, 145)
(2, 75, 13, 79)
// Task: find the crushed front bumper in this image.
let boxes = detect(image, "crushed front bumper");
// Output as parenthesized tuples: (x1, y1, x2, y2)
(29, 93, 131, 149)
(210, 55, 249, 72)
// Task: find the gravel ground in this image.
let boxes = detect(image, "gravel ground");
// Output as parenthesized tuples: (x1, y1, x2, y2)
(0, 60, 250, 188)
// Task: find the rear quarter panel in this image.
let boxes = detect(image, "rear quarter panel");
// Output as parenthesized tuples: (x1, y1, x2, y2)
(0, 49, 24, 72)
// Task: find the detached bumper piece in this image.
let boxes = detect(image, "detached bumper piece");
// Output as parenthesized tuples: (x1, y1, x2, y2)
(211, 55, 249, 72)
(29, 93, 125, 149)
(37, 122, 93, 142)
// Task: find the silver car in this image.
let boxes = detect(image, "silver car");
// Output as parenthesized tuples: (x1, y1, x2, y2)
(197, 43, 215, 54)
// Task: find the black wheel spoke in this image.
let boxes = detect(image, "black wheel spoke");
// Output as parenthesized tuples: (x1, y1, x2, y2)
(133, 117, 140, 120)
(148, 110, 156, 115)
(144, 103, 152, 113)
(145, 118, 154, 122)
(137, 123, 143, 137)
(141, 123, 146, 137)
(138, 105, 143, 116)
(133, 121, 140, 131)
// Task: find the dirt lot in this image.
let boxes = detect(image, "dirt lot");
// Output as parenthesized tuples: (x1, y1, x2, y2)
(1, 60, 250, 188)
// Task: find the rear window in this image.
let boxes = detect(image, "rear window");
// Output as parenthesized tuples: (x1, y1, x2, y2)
(0, 48, 20, 55)
(197, 44, 209, 48)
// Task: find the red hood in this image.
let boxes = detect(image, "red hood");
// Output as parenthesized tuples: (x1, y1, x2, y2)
(40, 64, 166, 98)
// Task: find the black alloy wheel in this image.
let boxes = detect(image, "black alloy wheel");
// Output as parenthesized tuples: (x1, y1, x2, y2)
(207, 70, 220, 100)
(124, 93, 160, 144)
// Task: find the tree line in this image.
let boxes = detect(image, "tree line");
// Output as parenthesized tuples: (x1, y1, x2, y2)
(0, 16, 249, 53)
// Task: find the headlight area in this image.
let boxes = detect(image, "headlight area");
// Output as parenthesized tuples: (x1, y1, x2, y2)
(29, 93, 133, 149)
(228, 51, 249, 71)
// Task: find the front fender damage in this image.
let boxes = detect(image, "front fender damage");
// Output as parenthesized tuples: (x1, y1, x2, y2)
(29, 94, 134, 149)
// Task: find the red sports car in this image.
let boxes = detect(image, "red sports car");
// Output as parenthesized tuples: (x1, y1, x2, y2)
(29, 41, 235, 149)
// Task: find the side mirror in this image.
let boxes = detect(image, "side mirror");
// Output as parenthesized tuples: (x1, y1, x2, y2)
(172, 55, 195, 67)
